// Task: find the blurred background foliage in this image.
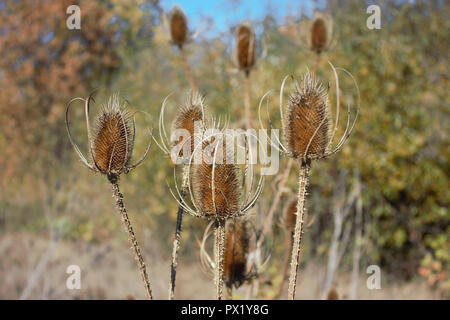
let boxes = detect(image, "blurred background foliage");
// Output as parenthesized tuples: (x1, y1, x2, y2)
(0, 0, 448, 297)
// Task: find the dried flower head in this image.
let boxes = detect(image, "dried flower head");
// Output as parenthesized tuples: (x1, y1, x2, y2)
(236, 24, 255, 75)
(326, 287, 339, 300)
(192, 155, 242, 219)
(66, 92, 153, 183)
(224, 219, 250, 289)
(259, 63, 359, 164)
(92, 95, 133, 177)
(169, 6, 188, 49)
(309, 12, 333, 54)
(284, 72, 330, 160)
(173, 92, 204, 157)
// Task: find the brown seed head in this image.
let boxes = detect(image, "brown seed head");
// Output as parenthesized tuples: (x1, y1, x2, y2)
(284, 72, 330, 161)
(326, 287, 339, 300)
(173, 92, 204, 157)
(311, 18, 327, 54)
(92, 94, 133, 180)
(236, 24, 255, 74)
(169, 6, 188, 49)
(282, 197, 298, 230)
(224, 219, 250, 289)
(192, 140, 241, 219)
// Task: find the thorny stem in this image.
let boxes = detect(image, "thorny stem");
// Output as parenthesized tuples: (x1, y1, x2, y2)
(287, 162, 310, 300)
(275, 231, 293, 299)
(214, 219, 226, 300)
(244, 73, 252, 130)
(180, 48, 197, 92)
(168, 165, 190, 300)
(111, 182, 153, 300)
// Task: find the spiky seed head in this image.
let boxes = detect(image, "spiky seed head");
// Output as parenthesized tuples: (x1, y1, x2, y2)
(311, 18, 327, 54)
(236, 24, 255, 74)
(283, 198, 298, 230)
(169, 6, 188, 49)
(309, 12, 333, 54)
(92, 94, 133, 181)
(326, 287, 339, 300)
(284, 72, 330, 160)
(173, 92, 204, 157)
(192, 140, 241, 219)
(224, 219, 249, 289)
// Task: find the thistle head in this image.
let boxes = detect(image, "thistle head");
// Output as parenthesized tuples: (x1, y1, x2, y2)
(235, 23, 255, 75)
(169, 6, 188, 49)
(191, 155, 242, 220)
(309, 12, 333, 54)
(92, 94, 133, 180)
(224, 219, 250, 289)
(172, 92, 204, 158)
(283, 72, 330, 161)
(66, 92, 153, 184)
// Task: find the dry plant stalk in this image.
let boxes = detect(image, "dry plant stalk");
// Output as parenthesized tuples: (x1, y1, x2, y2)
(259, 63, 359, 300)
(66, 92, 153, 299)
(167, 92, 204, 300)
(236, 23, 256, 129)
(169, 6, 197, 91)
(172, 124, 263, 299)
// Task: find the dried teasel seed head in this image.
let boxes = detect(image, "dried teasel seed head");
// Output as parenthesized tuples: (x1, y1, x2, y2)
(236, 24, 255, 75)
(192, 141, 241, 219)
(282, 197, 298, 230)
(173, 92, 204, 156)
(224, 219, 250, 289)
(309, 12, 333, 54)
(169, 6, 188, 49)
(284, 72, 330, 161)
(326, 287, 339, 300)
(92, 94, 133, 181)
(311, 18, 327, 54)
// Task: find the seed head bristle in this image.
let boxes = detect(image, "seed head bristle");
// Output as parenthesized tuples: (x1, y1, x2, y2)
(236, 24, 255, 74)
(192, 140, 241, 219)
(283, 198, 298, 230)
(92, 94, 133, 179)
(284, 72, 330, 160)
(169, 6, 188, 49)
(173, 92, 204, 156)
(224, 219, 250, 289)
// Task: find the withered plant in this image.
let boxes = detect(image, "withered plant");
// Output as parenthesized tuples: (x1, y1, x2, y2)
(168, 6, 197, 91)
(235, 23, 256, 130)
(155, 91, 206, 299)
(170, 127, 263, 299)
(200, 218, 263, 299)
(65, 92, 153, 299)
(259, 63, 359, 299)
(308, 12, 334, 73)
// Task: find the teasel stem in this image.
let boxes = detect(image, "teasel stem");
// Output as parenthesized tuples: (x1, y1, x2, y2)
(287, 161, 310, 300)
(276, 231, 293, 299)
(313, 53, 321, 75)
(180, 48, 197, 92)
(111, 182, 153, 300)
(168, 165, 190, 300)
(244, 73, 251, 130)
(214, 219, 226, 300)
